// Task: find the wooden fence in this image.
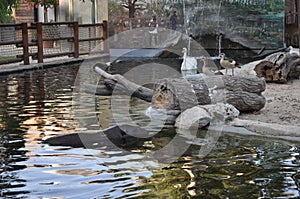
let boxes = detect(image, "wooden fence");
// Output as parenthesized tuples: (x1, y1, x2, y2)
(0, 21, 108, 65)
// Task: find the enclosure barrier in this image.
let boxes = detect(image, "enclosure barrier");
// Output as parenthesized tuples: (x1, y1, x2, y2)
(0, 23, 29, 65)
(0, 21, 108, 65)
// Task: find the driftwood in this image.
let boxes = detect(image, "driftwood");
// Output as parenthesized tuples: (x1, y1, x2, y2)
(91, 61, 270, 131)
(94, 64, 153, 102)
(84, 83, 113, 96)
(151, 75, 266, 112)
(93, 64, 266, 112)
(253, 52, 300, 83)
(251, 47, 287, 59)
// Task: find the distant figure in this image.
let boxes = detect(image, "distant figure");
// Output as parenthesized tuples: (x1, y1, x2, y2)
(170, 11, 178, 30)
(149, 15, 158, 46)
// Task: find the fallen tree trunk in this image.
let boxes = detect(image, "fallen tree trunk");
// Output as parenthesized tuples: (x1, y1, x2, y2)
(93, 63, 266, 112)
(251, 47, 287, 59)
(84, 83, 113, 96)
(94, 64, 153, 102)
(254, 52, 300, 83)
(151, 75, 266, 112)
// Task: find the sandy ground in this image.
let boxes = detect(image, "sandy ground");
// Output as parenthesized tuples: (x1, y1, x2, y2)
(239, 79, 300, 127)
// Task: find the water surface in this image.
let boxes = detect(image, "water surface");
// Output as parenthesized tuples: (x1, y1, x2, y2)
(0, 62, 300, 198)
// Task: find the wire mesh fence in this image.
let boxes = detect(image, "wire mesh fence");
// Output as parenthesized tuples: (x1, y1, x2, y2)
(0, 21, 108, 66)
(40, 23, 74, 56)
(0, 25, 23, 58)
(78, 23, 106, 55)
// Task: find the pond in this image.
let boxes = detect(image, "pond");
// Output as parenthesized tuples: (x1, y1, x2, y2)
(1, 60, 300, 199)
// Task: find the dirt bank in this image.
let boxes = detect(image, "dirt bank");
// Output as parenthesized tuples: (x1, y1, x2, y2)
(239, 79, 300, 127)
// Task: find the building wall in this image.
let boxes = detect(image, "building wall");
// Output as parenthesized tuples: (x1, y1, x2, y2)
(57, 0, 71, 21)
(57, 0, 108, 23)
(14, 3, 35, 23)
(97, 0, 108, 23)
(73, 0, 94, 23)
(13, 0, 108, 24)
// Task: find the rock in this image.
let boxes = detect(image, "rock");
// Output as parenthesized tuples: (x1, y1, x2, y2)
(44, 125, 149, 149)
(175, 106, 212, 129)
(230, 118, 300, 137)
(175, 103, 240, 129)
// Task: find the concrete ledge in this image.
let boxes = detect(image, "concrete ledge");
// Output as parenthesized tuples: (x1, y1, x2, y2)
(0, 54, 109, 76)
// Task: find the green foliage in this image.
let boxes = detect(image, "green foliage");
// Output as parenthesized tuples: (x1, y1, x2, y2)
(0, 56, 15, 61)
(108, 0, 126, 19)
(0, 0, 18, 23)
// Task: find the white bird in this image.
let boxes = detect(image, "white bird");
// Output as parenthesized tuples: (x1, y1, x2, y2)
(288, 46, 300, 56)
(219, 53, 239, 76)
(181, 47, 197, 77)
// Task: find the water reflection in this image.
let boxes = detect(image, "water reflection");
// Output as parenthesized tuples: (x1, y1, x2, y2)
(0, 65, 79, 198)
(0, 63, 300, 198)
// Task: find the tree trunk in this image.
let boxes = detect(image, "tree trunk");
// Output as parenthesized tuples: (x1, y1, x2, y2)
(93, 64, 266, 112)
(151, 76, 266, 112)
(94, 64, 153, 102)
(254, 52, 300, 83)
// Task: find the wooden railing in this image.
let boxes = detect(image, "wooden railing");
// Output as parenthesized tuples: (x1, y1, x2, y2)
(0, 23, 30, 65)
(0, 21, 108, 65)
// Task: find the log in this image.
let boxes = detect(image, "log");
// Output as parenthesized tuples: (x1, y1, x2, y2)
(84, 83, 113, 96)
(254, 52, 300, 83)
(93, 63, 265, 112)
(151, 75, 266, 112)
(251, 47, 287, 59)
(94, 64, 153, 102)
(151, 77, 211, 111)
(84, 81, 152, 102)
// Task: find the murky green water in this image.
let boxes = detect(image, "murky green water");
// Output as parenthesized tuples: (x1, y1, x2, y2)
(0, 62, 300, 199)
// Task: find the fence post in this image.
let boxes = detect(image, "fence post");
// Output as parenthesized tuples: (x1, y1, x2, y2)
(73, 22, 79, 58)
(21, 23, 30, 65)
(102, 20, 108, 40)
(298, 3, 300, 48)
(102, 20, 108, 52)
(36, 22, 44, 63)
